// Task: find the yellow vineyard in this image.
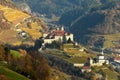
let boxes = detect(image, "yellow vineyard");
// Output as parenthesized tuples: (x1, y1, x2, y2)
(0, 5, 30, 25)
(0, 4, 43, 45)
(21, 22, 42, 40)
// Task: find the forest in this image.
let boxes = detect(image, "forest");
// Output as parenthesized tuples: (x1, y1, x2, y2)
(0, 44, 51, 80)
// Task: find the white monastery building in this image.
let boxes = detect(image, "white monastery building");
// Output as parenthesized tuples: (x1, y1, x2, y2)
(43, 26, 73, 44)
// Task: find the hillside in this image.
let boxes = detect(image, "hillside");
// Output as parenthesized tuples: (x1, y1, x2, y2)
(59, 1, 120, 48)
(0, 1, 78, 80)
(0, 1, 47, 46)
(13, 2, 31, 13)
(0, 44, 80, 80)
(12, 0, 120, 18)
(0, 44, 52, 80)
(12, 0, 120, 48)
(12, 0, 100, 18)
(0, 66, 29, 80)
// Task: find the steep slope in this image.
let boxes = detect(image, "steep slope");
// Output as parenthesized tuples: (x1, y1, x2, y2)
(12, 0, 100, 18)
(0, 0, 16, 8)
(0, 66, 29, 80)
(0, 1, 47, 46)
(12, 0, 120, 18)
(0, 44, 52, 80)
(70, 10, 120, 34)
(12, 0, 120, 48)
(13, 1, 31, 13)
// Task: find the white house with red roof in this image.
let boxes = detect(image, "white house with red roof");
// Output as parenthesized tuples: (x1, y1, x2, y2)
(81, 66, 91, 72)
(114, 58, 120, 63)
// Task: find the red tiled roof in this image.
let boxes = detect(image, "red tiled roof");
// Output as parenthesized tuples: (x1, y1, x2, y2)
(114, 58, 120, 60)
(44, 32, 49, 34)
(82, 66, 91, 69)
(53, 30, 66, 36)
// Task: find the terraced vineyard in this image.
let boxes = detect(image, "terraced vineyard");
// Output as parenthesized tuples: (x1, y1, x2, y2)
(0, 4, 44, 45)
(0, 5, 30, 25)
(21, 22, 42, 40)
(94, 33, 120, 48)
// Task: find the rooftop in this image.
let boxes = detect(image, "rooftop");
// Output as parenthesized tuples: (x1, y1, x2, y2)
(82, 66, 91, 69)
(53, 30, 66, 36)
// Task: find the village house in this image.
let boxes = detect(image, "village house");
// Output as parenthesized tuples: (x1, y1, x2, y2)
(114, 58, 120, 63)
(81, 66, 91, 72)
(111, 58, 120, 71)
(88, 50, 109, 66)
(73, 63, 84, 67)
(43, 26, 74, 44)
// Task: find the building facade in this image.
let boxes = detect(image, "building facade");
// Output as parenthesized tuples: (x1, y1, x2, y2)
(43, 26, 74, 44)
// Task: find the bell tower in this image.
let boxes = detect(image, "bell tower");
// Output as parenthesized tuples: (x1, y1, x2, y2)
(61, 26, 64, 31)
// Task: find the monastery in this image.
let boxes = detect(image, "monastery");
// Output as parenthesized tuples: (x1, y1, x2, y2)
(43, 26, 73, 44)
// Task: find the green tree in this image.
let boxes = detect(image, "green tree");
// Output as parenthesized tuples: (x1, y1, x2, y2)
(67, 38, 72, 43)
(62, 35, 67, 44)
(0, 45, 5, 60)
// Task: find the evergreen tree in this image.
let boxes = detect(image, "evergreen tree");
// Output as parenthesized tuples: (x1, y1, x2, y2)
(62, 35, 67, 44)
(67, 37, 72, 43)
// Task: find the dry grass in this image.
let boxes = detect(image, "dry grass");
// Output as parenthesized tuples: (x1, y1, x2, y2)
(22, 28, 42, 40)
(0, 30, 21, 44)
(12, 41, 22, 46)
(31, 22, 42, 30)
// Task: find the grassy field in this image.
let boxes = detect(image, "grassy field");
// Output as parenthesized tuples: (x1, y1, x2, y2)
(62, 44, 96, 63)
(68, 56, 87, 63)
(93, 66, 119, 80)
(52, 69, 71, 80)
(103, 33, 120, 48)
(96, 33, 120, 48)
(103, 68, 119, 80)
(0, 66, 29, 80)
(66, 52, 96, 63)
(10, 50, 21, 58)
(0, 30, 21, 44)
(63, 44, 84, 55)
(45, 48, 96, 64)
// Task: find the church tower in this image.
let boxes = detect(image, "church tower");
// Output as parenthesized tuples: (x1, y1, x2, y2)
(101, 48, 104, 55)
(61, 26, 64, 31)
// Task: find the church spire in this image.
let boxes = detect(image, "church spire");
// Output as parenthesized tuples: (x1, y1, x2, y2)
(61, 26, 64, 31)
(101, 48, 104, 55)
